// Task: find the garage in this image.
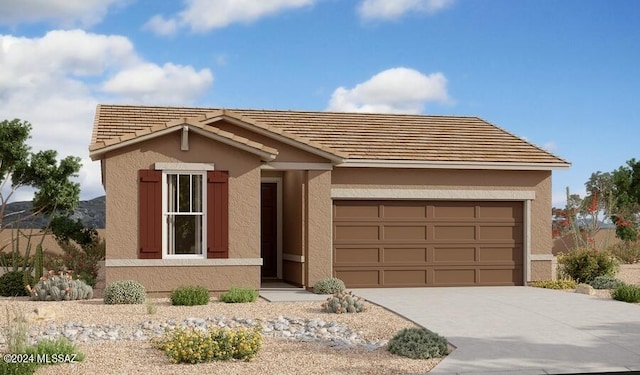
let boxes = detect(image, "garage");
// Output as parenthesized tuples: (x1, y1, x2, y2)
(333, 200, 523, 287)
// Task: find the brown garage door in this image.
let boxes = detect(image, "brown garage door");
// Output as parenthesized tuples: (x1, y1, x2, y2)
(333, 200, 523, 287)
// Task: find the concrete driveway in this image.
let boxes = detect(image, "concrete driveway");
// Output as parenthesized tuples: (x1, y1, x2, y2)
(353, 287, 640, 375)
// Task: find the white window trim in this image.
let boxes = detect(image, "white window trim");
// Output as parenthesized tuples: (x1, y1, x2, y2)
(161, 169, 208, 260)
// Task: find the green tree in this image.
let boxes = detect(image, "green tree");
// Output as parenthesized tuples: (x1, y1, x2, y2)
(611, 158, 640, 241)
(0, 119, 82, 273)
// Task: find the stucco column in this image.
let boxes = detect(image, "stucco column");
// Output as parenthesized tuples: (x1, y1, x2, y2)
(305, 169, 332, 286)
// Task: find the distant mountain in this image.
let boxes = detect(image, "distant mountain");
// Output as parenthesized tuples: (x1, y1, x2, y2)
(2, 196, 105, 229)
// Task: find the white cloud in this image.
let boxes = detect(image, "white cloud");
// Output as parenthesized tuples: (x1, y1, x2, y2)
(0, 0, 124, 27)
(146, 0, 316, 35)
(0, 29, 214, 201)
(358, 0, 454, 21)
(143, 15, 179, 37)
(327, 67, 451, 114)
(102, 63, 213, 104)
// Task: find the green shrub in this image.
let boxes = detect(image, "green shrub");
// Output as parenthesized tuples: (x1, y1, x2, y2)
(103, 280, 146, 304)
(313, 277, 345, 294)
(25, 337, 86, 363)
(27, 271, 93, 301)
(0, 361, 39, 375)
(530, 279, 577, 290)
(0, 270, 33, 297)
(611, 284, 640, 303)
(387, 327, 448, 359)
(557, 247, 619, 284)
(589, 275, 624, 290)
(152, 326, 262, 363)
(321, 290, 366, 314)
(608, 241, 640, 264)
(218, 286, 258, 303)
(170, 285, 210, 306)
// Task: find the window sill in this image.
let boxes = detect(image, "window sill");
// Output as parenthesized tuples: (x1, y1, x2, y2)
(105, 258, 263, 267)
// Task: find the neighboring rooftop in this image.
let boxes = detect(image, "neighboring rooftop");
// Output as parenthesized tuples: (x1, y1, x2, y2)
(90, 104, 570, 167)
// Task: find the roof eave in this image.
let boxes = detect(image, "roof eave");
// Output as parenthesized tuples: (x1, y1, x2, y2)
(337, 159, 571, 171)
(89, 124, 278, 162)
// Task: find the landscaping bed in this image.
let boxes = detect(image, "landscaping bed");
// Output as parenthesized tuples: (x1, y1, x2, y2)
(1, 297, 442, 374)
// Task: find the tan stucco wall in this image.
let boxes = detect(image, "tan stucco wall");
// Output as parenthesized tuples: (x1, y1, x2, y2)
(530, 260, 553, 281)
(331, 167, 554, 281)
(305, 170, 333, 286)
(106, 265, 259, 294)
(215, 120, 330, 163)
(102, 131, 261, 292)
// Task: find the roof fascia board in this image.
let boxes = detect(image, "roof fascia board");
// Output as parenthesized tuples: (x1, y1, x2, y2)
(206, 115, 345, 164)
(261, 162, 333, 171)
(89, 124, 277, 161)
(338, 159, 570, 171)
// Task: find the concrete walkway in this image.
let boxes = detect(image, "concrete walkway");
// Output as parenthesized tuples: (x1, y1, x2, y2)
(353, 287, 640, 375)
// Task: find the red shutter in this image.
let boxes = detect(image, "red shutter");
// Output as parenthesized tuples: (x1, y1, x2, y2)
(207, 170, 229, 258)
(139, 169, 162, 259)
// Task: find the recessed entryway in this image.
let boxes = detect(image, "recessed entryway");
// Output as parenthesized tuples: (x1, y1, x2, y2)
(261, 178, 282, 280)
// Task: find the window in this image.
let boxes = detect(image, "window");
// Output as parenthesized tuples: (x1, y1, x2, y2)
(138, 168, 228, 260)
(164, 172, 205, 257)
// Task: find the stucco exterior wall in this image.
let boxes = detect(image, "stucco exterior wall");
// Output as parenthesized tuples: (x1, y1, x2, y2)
(106, 265, 259, 294)
(102, 131, 262, 292)
(306, 170, 333, 286)
(331, 167, 554, 280)
(215, 120, 329, 163)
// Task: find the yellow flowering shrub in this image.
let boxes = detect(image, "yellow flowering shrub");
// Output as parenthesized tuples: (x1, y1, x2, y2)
(151, 326, 262, 364)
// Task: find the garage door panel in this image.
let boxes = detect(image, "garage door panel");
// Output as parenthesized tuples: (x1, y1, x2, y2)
(384, 225, 427, 240)
(334, 247, 380, 263)
(478, 268, 522, 285)
(384, 270, 427, 285)
(333, 200, 523, 287)
(433, 269, 477, 285)
(383, 248, 428, 263)
(334, 269, 380, 287)
(433, 225, 476, 240)
(383, 204, 427, 218)
(334, 225, 380, 241)
(479, 226, 522, 241)
(432, 204, 476, 219)
(478, 246, 522, 262)
(334, 203, 380, 219)
(433, 247, 476, 262)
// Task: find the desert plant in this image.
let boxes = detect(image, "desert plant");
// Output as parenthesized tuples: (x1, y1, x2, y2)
(321, 290, 366, 314)
(33, 244, 43, 281)
(0, 270, 33, 297)
(0, 360, 39, 375)
(313, 277, 345, 294)
(103, 280, 146, 304)
(152, 326, 262, 364)
(608, 241, 640, 264)
(611, 283, 640, 303)
(387, 327, 448, 359)
(557, 247, 619, 284)
(589, 275, 624, 290)
(4, 305, 29, 354)
(26, 270, 93, 301)
(529, 279, 577, 290)
(170, 285, 210, 306)
(25, 337, 86, 363)
(218, 286, 258, 303)
(146, 299, 158, 314)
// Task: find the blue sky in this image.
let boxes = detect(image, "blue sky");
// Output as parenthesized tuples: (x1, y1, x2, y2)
(0, 0, 638, 206)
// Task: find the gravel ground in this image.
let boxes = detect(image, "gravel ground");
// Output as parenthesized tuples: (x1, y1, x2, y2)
(1, 297, 441, 374)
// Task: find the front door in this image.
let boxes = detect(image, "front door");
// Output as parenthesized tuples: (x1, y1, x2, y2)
(261, 183, 278, 278)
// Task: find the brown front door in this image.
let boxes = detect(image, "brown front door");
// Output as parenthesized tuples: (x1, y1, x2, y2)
(261, 183, 278, 278)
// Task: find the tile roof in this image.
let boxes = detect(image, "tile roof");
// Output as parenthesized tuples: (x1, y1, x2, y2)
(90, 104, 570, 167)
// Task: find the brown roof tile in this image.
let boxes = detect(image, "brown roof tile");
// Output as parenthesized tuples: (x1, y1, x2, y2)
(90, 104, 569, 166)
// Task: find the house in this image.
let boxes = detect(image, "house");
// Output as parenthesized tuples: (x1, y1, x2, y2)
(89, 105, 570, 293)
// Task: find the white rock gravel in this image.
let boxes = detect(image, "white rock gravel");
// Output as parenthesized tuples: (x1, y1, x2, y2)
(0, 297, 442, 374)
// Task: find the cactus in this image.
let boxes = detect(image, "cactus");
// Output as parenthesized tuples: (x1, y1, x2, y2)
(28, 270, 94, 301)
(34, 244, 44, 281)
(321, 290, 366, 314)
